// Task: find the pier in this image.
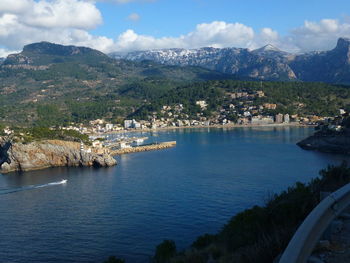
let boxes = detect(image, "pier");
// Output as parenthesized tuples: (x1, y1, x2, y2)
(110, 141, 176, 155)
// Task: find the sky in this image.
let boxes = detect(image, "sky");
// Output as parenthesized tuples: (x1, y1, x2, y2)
(0, 0, 350, 56)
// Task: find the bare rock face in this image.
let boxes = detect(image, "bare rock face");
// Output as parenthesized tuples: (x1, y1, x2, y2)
(0, 140, 117, 173)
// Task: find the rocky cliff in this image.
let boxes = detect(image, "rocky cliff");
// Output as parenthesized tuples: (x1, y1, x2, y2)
(297, 131, 350, 154)
(0, 140, 117, 173)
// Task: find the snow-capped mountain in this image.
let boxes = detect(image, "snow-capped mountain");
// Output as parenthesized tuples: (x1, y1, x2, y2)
(111, 46, 295, 80)
(110, 38, 350, 83)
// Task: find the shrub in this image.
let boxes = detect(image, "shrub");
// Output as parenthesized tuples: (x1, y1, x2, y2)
(103, 256, 125, 263)
(154, 240, 177, 263)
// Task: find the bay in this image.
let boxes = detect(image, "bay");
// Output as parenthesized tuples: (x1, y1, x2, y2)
(0, 127, 348, 263)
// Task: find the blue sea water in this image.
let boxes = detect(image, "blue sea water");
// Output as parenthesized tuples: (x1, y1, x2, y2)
(0, 127, 349, 263)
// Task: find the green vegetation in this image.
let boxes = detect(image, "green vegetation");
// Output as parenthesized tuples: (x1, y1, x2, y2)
(2, 40, 350, 128)
(103, 256, 125, 263)
(133, 80, 350, 120)
(13, 127, 90, 144)
(0, 46, 231, 126)
(153, 162, 350, 263)
(2, 42, 350, 127)
(154, 240, 177, 263)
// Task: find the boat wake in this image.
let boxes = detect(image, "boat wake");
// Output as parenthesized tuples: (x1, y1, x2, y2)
(0, 179, 67, 195)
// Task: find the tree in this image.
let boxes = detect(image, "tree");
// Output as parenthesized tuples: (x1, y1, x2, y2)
(103, 256, 125, 263)
(154, 240, 176, 263)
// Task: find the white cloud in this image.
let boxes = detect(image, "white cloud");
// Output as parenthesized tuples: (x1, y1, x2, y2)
(21, 0, 102, 29)
(110, 0, 156, 3)
(84, 0, 156, 3)
(0, 0, 105, 55)
(127, 13, 140, 21)
(114, 21, 255, 52)
(0, 1, 350, 57)
(288, 19, 350, 52)
(0, 0, 32, 14)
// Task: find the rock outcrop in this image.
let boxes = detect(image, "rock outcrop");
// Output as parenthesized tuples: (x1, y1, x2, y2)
(297, 131, 350, 154)
(0, 140, 117, 173)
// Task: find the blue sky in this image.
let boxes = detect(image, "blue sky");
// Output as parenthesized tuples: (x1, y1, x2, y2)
(0, 0, 350, 56)
(93, 0, 350, 38)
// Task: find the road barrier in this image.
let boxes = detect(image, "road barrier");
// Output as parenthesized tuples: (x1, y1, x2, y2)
(279, 183, 350, 263)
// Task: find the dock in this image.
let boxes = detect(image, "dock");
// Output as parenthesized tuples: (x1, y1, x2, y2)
(110, 141, 176, 155)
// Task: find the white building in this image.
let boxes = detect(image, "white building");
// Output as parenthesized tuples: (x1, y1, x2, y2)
(196, 100, 208, 110)
(124, 120, 133, 129)
(105, 123, 114, 131)
(251, 116, 274, 125)
(284, 114, 290, 123)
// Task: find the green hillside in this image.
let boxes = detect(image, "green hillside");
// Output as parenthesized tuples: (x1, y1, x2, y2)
(0, 42, 232, 126)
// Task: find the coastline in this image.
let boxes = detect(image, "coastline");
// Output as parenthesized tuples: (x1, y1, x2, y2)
(94, 122, 313, 136)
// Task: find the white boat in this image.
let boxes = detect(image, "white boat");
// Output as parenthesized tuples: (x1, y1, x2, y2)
(60, 179, 67, 184)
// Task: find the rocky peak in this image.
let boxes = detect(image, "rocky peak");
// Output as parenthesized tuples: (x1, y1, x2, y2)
(335, 37, 350, 50)
(251, 44, 288, 59)
(255, 44, 281, 52)
(332, 38, 350, 64)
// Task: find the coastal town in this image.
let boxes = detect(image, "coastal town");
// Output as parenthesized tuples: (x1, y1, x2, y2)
(1, 88, 347, 156)
(56, 89, 344, 134)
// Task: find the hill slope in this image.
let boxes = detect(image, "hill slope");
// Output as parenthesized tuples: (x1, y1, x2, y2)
(0, 42, 232, 125)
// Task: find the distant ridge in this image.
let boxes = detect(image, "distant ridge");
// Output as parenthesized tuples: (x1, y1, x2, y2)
(4, 41, 110, 66)
(110, 38, 350, 84)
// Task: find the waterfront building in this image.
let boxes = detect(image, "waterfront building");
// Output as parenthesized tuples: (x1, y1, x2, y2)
(132, 120, 141, 129)
(204, 121, 210, 126)
(284, 114, 290, 123)
(124, 120, 133, 129)
(177, 120, 183, 127)
(251, 116, 274, 125)
(105, 123, 114, 131)
(275, 113, 283, 123)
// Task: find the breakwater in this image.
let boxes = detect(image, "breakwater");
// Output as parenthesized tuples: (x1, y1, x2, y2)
(111, 141, 176, 155)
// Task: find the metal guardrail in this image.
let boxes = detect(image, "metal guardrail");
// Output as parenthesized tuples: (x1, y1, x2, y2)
(279, 183, 350, 263)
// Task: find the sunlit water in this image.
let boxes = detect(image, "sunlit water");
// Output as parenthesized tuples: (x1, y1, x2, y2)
(1, 127, 349, 262)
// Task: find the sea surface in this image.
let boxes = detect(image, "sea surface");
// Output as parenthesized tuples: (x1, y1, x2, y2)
(1, 127, 349, 263)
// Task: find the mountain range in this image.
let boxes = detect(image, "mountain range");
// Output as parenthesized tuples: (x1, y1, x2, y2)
(111, 37, 350, 83)
(1, 39, 350, 126)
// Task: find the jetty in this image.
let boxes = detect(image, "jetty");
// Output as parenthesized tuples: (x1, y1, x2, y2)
(110, 141, 176, 155)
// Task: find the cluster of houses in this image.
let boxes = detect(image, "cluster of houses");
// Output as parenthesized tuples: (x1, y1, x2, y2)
(58, 88, 345, 133)
(116, 89, 320, 129)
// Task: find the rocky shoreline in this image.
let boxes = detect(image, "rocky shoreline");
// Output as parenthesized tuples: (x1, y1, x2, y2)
(297, 131, 350, 154)
(0, 140, 117, 173)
